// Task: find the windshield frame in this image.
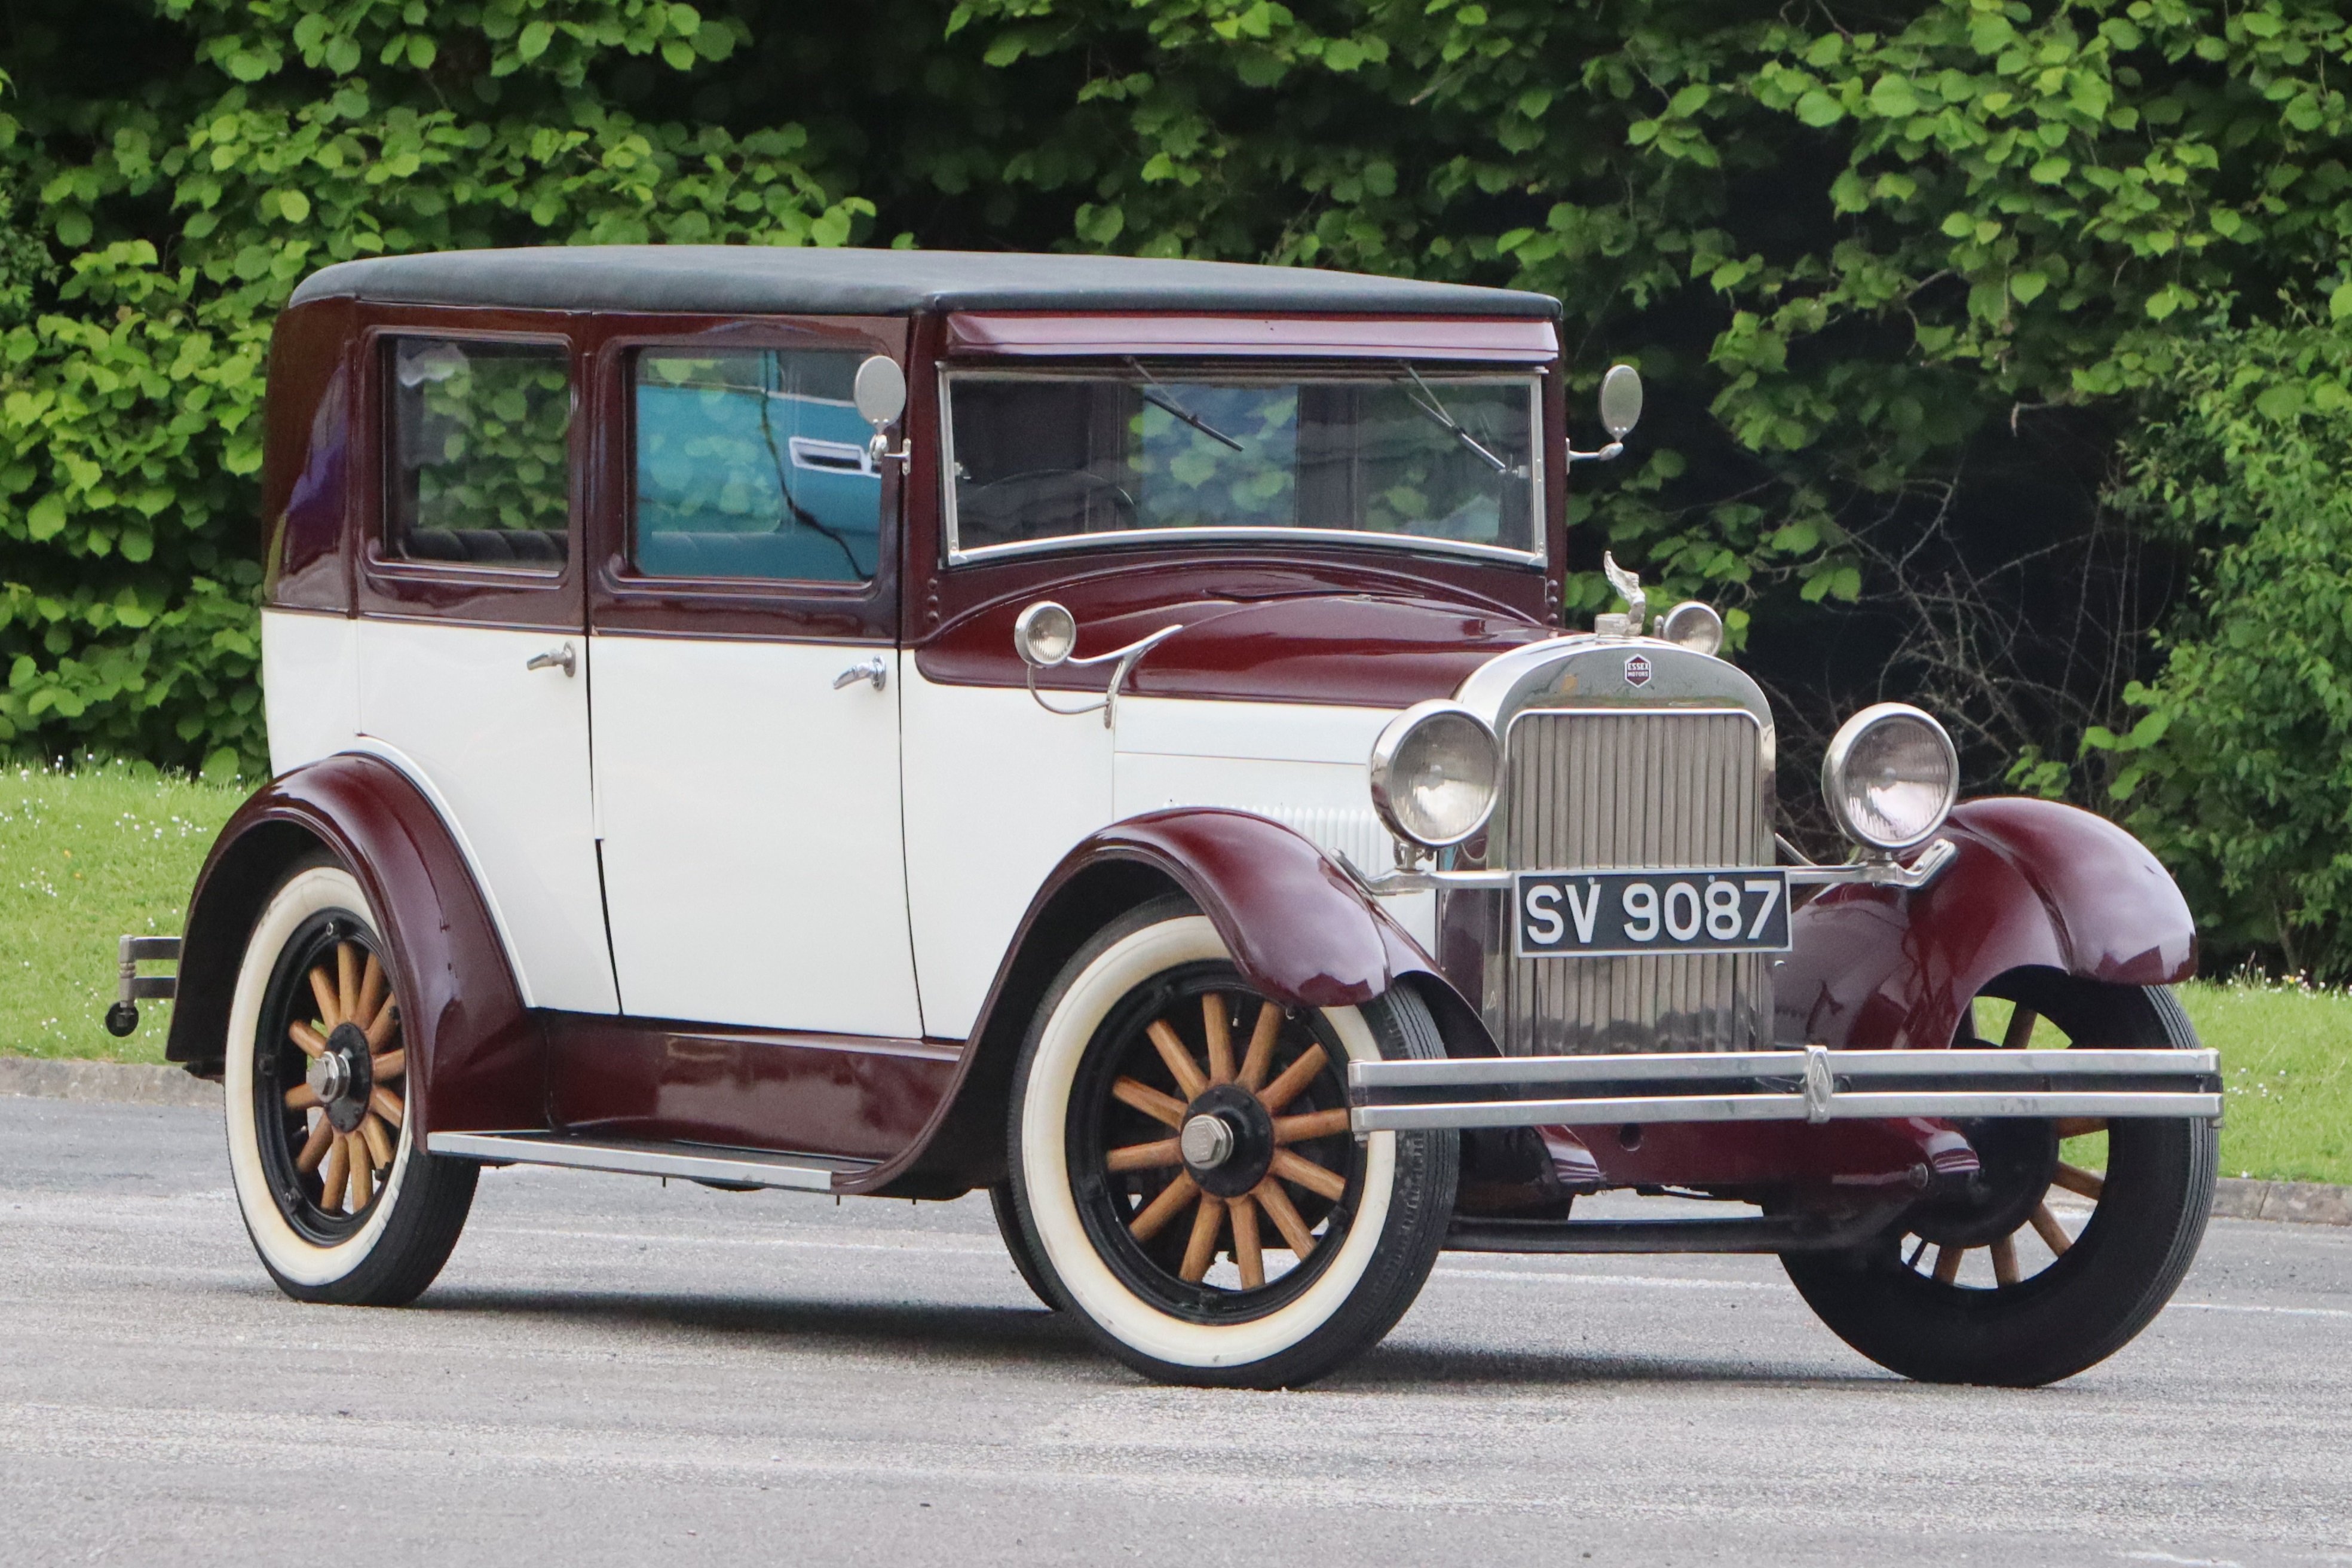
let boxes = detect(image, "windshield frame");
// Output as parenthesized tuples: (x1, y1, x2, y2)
(936, 362, 1548, 569)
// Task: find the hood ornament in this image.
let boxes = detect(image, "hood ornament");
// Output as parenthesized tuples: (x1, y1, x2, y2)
(1595, 552, 1647, 636)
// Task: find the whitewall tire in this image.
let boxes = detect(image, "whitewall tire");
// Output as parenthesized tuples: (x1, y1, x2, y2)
(1008, 899, 1457, 1387)
(225, 858, 476, 1305)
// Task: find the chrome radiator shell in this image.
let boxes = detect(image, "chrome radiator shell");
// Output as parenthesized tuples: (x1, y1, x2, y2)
(1485, 706, 1772, 1055)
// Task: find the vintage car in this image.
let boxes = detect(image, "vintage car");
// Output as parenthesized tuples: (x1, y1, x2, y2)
(113, 246, 2221, 1389)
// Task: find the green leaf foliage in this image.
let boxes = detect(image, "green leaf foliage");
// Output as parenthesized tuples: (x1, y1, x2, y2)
(0, 1, 868, 772)
(2097, 315, 2352, 980)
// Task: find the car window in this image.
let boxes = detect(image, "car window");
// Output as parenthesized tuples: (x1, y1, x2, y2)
(631, 348, 882, 585)
(944, 365, 1541, 563)
(384, 338, 572, 568)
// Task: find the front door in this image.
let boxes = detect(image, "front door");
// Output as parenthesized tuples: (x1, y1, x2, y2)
(588, 324, 921, 1037)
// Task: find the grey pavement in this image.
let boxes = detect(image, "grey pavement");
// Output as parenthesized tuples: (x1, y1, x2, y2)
(0, 1095, 2344, 1567)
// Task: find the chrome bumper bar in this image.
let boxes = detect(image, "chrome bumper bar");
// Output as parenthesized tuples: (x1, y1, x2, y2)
(1340, 835, 1958, 898)
(1348, 1046, 2222, 1133)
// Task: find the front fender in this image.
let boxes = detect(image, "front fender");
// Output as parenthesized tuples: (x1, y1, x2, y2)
(1778, 797, 2196, 1052)
(166, 754, 543, 1137)
(847, 807, 1490, 1196)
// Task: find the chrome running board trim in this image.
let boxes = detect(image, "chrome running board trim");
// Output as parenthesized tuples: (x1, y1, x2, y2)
(1350, 1046, 2223, 1132)
(427, 1132, 865, 1192)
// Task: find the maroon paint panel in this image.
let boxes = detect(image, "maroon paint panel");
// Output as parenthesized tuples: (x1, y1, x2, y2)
(262, 296, 357, 612)
(918, 577, 1557, 709)
(543, 1013, 961, 1160)
(1776, 797, 2197, 1056)
(945, 313, 1560, 361)
(1568, 1116, 1968, 1191)
(166, 755, 545, 1137)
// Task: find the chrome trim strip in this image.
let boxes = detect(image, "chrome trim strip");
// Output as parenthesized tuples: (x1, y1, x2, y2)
(428, 1132, 853, 1192)
(1347, 1046, 2224, 1131)
(1338, 836, 1957, 897)
(937, 366, 1546, 568)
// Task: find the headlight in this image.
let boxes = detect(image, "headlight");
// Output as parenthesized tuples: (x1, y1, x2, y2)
(1821, 703, 1959, 852)
(1369, 702, 1500, 849)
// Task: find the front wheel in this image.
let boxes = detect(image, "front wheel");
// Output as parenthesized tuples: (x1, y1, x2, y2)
(1783, 976, 2216, 1386)
(225, 858, 478, 1306)
(1007, 900, 1457, 1388)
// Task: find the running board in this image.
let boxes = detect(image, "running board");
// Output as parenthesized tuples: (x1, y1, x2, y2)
(426, 1132, 873, 1193)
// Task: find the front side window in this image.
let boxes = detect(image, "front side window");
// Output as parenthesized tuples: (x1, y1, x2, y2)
(944, 365, 1541, 562)
(385, 338, 572, 567)
(631, 348, 883, 585)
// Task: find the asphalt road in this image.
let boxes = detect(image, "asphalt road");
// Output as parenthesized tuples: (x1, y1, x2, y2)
(1, 1097, 2345, 1567)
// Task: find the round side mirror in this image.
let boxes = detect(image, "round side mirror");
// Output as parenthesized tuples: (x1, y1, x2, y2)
(1599, 363, 1644, 440)
(1014, 601, 1078, 669)
(853, 355, 908, 432)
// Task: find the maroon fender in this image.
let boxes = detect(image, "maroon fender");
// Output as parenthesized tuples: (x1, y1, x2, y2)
(846, 807, 1492, 1198)
(166, 754, 544, 1137)
(1777, 797, 2197, 1054)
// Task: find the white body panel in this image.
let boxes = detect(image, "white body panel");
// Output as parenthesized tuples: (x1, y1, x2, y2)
(354, 618, 615, 1013)
(592, 637, 921, 1036)
(260, 609, 360, 774)
(1113, 698, 1432, 951)
(901, 667, 1116, 1040)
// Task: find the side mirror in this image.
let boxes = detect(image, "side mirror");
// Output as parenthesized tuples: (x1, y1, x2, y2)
(1599, 363, 1644, 439)
(1013, 601, 1078, 668)
(853, 355, 909, 467)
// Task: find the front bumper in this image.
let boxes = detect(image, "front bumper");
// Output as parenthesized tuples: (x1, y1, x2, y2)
(1348, 1046, 2222, 1133)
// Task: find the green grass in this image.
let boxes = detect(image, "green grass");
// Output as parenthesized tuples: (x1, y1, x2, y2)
(0, 760, 246, 1065)
(3, 762, 2345, 1184)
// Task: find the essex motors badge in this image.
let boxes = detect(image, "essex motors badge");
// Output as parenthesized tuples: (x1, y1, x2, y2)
(1624, 653, 1653, 687)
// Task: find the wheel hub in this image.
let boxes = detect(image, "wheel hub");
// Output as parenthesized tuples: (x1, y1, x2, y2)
(1906, 1117, 2059, 1248)
(310, 1021, 376, 1134)
(1180, 1083, 1275, 1199)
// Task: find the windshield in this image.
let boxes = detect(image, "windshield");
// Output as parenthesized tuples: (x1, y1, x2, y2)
(943, 365, 1542, 561)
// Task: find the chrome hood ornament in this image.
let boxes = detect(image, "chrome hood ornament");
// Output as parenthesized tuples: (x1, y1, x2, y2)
(1597, 552, 1647, 636)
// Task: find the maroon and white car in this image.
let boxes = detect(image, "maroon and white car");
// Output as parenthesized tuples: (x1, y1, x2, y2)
(116, 247, 2219, 1388)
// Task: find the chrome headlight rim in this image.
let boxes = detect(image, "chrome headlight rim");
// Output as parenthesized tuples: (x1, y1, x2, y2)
(1821, 702, 1960, 853)
(1369, 700, 1501, 850)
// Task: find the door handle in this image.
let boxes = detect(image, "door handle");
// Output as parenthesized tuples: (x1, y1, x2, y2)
(526, 642, 578, 678)
(832, 657, 888, 691)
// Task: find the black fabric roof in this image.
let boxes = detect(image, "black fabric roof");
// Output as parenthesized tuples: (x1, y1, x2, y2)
(289, 246, 1561, 318)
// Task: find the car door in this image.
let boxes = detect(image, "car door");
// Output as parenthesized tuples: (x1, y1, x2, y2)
(587, 319, 922, 1037)
(353, 326, 618, 1014)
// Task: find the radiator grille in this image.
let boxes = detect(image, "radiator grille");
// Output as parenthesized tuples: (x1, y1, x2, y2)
(1492, 708, 1771, 1055)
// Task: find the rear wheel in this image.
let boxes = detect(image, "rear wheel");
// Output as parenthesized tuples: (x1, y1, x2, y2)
(1007, 899, 1457, 1388)
(1783, 976, 2215, 1386)
(225, 859, 477, 1306)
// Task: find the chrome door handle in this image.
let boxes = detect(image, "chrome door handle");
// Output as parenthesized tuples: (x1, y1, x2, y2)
(526, 642, 577, 678)
(832, 657, 888, 691)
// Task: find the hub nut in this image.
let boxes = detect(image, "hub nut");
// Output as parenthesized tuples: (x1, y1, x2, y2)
(1180, 1114, 1236, 1170)
(307, 1052, 350, 1104)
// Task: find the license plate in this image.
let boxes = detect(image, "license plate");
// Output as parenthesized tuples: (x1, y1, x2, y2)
(1512, 868, 1792, 959)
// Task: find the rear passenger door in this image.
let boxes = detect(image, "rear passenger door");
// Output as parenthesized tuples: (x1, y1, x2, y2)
(354, 329, 618, 1014)
(586, 319, 921, 1037)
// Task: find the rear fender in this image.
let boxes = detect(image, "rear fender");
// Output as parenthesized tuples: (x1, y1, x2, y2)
(850, 808, 1492, 1196)
(1777, 797, 2196, 1054)
(166, 754, 544, 1137)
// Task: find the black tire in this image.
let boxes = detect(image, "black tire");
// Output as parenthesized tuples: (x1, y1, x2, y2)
(1783, 976, 2216, 1386)
(1006, 897, 1457, 1388)
(988, 1181, 1061, 1310)
(225, 855, 477, 1306)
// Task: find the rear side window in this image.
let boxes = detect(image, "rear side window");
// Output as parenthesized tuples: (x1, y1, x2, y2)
(630, 348, 881, 585)
(384, 338, 572, 568)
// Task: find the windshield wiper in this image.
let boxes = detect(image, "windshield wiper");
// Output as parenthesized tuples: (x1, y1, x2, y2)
(1401, 362, 1510, 474)
(1130, 360, 1244, 452)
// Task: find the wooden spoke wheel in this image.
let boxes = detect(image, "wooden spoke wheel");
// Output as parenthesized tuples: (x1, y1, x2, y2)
(1783, 977, 2216, 1387)
(225, 859, 476, 1307)
(1009, 899, 1457, 1389)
